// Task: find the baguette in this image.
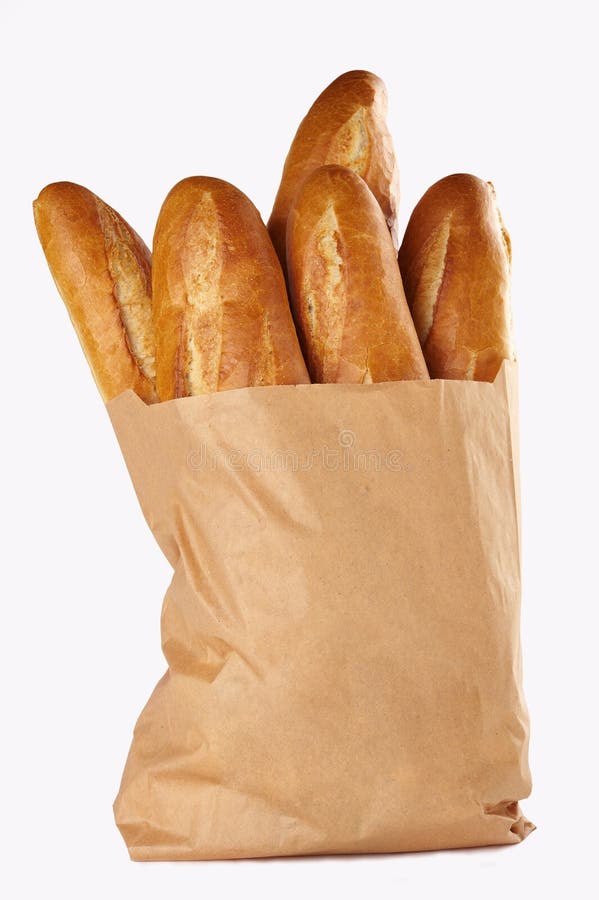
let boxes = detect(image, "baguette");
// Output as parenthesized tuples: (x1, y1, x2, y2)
(268, 70, 399, 271)
(398, 174, 514, 381)
(33, 182, 156, 402)
(153, 176, 310, 400)
(286, 165, 429, 384)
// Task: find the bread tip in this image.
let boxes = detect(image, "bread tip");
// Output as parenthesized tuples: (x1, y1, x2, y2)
(337, 68, 381, 79)
(332, 68, 385, 86)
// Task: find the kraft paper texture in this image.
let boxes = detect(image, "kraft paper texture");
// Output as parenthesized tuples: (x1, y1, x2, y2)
(107, 360, 533, 860)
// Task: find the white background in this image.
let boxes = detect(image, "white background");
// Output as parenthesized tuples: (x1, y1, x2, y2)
(2, 0, 597, 897)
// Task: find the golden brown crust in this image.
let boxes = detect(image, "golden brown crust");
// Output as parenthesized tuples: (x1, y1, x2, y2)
(268, 70, 399, 271)
(286, 165, 429, 384)
(152, 176, 310, 400)
(398, 174, 514, 382)
(33, 182, 156, 402)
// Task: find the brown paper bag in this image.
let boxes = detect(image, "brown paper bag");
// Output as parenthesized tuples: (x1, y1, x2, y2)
(107, 360, 533, 860)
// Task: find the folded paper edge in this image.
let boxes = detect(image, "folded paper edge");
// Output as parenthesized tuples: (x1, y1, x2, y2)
(105, 360, 518, 418)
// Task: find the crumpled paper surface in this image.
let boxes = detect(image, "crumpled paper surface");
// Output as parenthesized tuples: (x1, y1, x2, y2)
(107, 360, 533, 860)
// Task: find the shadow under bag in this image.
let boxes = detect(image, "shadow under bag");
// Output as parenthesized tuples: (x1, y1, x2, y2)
(108, 361, 533, 860)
